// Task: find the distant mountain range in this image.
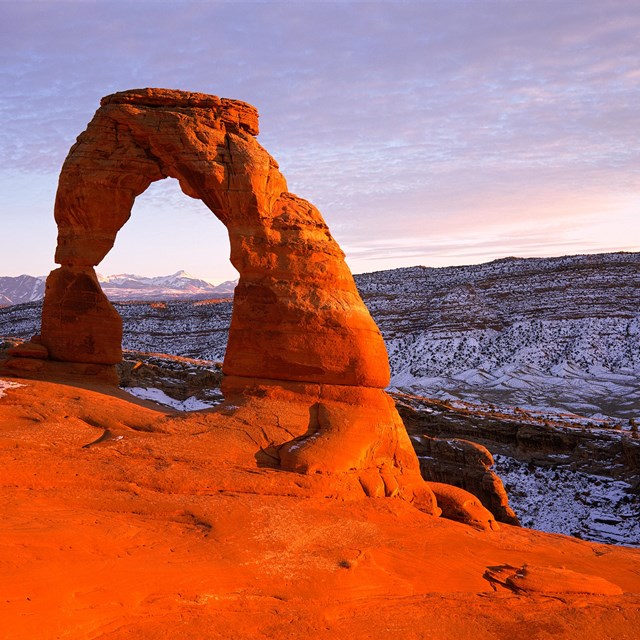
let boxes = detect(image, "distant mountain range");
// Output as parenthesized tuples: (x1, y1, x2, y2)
(0, 275, 45, 306)
(0, 270, 236, 305)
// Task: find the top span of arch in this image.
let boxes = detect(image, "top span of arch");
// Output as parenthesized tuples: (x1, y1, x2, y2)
(100, 88, 260, 135)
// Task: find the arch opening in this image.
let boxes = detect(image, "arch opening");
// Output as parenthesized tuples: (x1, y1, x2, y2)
(97, 177, 237, 408)
(100, 177, 238, 286)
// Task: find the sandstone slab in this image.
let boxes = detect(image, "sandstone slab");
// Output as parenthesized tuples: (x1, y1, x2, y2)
(0, 378, 638, 639)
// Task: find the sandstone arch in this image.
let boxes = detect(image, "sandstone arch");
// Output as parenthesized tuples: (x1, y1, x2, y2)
(41, 88, 389, 388)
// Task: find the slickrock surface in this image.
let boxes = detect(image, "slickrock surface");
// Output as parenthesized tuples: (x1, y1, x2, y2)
(1, 378, 639, 639)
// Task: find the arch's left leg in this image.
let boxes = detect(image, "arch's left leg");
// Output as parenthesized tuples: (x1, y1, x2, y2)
(41, 267, 122, 365)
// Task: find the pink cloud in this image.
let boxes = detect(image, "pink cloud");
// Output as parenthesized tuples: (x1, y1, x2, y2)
(1, 1, 638, 277)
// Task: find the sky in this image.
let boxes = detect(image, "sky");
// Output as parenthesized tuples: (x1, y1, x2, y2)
(1, 0, 638, 283)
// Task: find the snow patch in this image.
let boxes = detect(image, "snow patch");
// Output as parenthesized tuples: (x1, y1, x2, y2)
(123, 387, 218, 412)
(493, 454, 640, 547)
(0, 379, 24, 398)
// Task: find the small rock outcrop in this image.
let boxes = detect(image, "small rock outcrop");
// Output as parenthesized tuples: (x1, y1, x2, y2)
(484, 564, 623, 596)
(414, 435, 519, 525)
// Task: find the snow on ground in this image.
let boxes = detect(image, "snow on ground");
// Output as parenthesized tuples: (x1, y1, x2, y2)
(493, 454, 640, 547)
(379, 292, 640, 423)
(406, 394, 631, 434)
(389, 360, 640, 425)
(0, 379, 24, 398)
(123, 387, 219, 412)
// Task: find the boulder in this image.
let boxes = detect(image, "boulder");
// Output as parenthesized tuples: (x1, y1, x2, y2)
(415, 434, 519, 525)
(7, 341, 48, 359)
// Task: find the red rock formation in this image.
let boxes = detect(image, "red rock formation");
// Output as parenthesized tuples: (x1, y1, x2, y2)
(415, 434, 519, 525)
(221, 375, 440, 515)
(6, 340, 48, 360)
(43, 88, 388, 388)
(1, 89, 638, 638)
(1, 378, 639, 639)
(42, 267, 122, 364)
(25, 88, 496, 523)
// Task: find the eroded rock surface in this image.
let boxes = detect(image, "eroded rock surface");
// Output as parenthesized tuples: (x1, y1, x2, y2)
(15, 88, 483, 521)
(1, 378, 639, 639)
(415, 434, 519, 526)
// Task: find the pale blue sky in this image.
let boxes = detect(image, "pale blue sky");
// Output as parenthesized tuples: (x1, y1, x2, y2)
(1, 0, 638, 283)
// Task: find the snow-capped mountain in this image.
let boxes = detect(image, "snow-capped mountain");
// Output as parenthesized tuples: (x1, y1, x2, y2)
(0, 271, 237, 305)
(0, 275, 46, 306)
(96, 270, 237, 300)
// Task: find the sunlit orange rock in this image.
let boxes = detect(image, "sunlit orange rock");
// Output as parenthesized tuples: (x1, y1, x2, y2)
(28, 88, 494, 524)
(42, 88, 389, 388)
(0, 378, 638, 639)
(416, 434, 520, 525)
(221, 375, 440, 515)
(425, 481, 500, 531)
(28, 88, 445, 515)
(484, 564, 624, 596)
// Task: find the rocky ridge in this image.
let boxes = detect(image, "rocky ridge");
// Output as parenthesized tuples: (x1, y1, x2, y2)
(357, 251, 640, 422)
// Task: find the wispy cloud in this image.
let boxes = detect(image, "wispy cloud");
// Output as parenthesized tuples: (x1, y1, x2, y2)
(1, 0, 638, 279)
